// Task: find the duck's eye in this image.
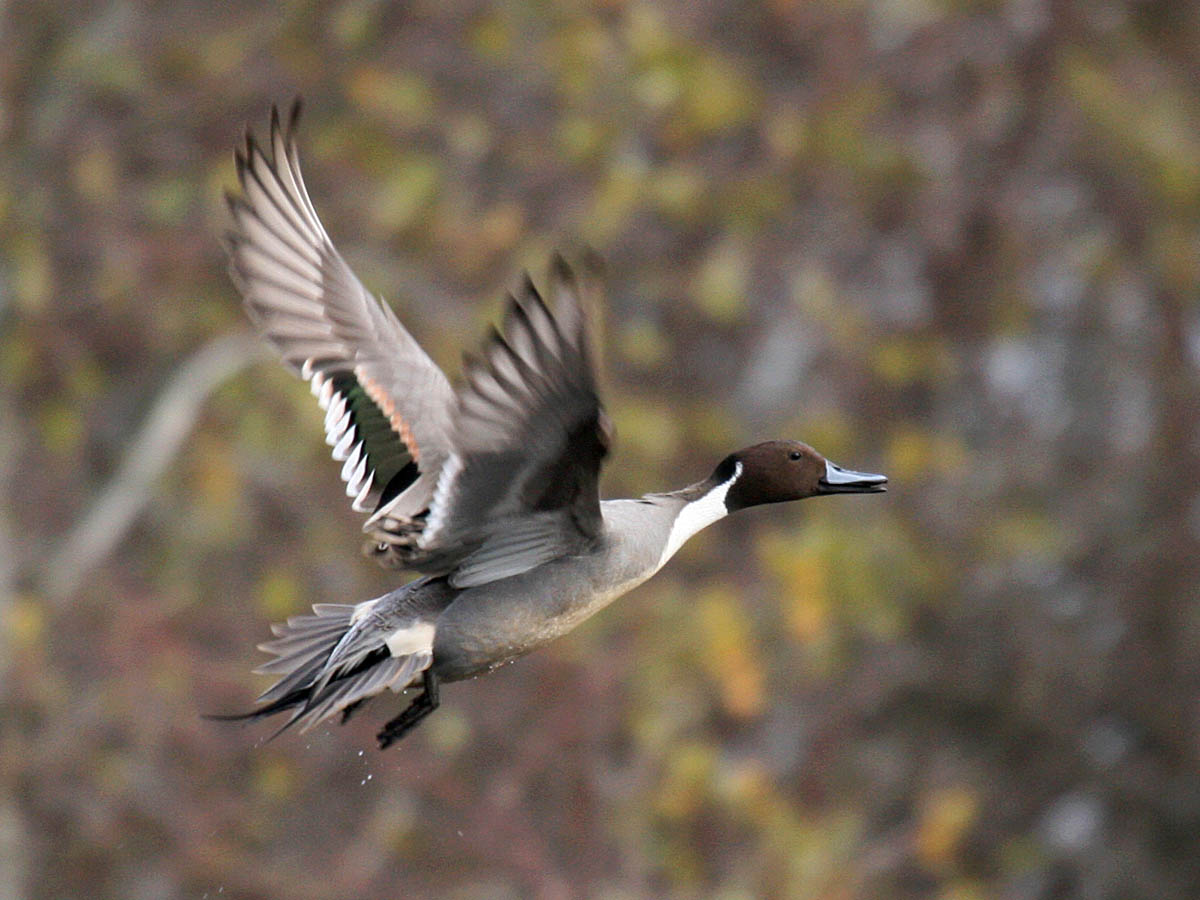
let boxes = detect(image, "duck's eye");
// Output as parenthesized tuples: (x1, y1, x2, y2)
(789, 450, 803, 461)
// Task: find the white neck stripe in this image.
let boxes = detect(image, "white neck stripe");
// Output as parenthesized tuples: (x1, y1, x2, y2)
(656, 462, 742, 572)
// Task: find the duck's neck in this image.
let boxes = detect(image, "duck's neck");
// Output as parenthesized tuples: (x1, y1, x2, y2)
(655, 461, 743, 570)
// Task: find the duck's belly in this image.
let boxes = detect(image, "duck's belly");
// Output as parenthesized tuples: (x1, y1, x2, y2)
(430, 553, 651, 681)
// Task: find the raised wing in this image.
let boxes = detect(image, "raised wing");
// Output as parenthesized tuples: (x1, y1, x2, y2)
(421, 256, 611, 588)
(225, 103, 455, 545)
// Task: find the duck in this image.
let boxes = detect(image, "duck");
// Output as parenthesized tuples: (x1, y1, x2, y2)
(216, 102, 887, 749)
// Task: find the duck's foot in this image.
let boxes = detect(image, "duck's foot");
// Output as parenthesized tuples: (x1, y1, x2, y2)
(376, 669, 440, 749)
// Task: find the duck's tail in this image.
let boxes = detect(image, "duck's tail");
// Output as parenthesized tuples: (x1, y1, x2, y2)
(208, 600, 433, 737)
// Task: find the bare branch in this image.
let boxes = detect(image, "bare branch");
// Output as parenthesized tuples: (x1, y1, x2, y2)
(39, 331, 264, 605)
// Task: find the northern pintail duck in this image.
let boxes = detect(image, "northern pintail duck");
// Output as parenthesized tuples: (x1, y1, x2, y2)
(218, 104, 887, 748)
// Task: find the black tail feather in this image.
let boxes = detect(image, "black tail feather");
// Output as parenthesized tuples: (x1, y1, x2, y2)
(204, 685, 311, 724)
(205, 648, 388, 737)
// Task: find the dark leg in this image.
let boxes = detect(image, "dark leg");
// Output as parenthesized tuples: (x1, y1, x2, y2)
(376, 669, 440, 749)
(339, 698, 367, 725)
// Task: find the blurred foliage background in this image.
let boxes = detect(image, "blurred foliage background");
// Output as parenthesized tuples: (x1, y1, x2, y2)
(2, 0, 1199, 898)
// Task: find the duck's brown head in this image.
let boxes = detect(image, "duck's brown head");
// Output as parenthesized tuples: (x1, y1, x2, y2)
(713, 440, 887, 513)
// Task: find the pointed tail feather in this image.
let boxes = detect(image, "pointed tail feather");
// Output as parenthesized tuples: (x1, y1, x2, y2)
(207, 599, 432, 737)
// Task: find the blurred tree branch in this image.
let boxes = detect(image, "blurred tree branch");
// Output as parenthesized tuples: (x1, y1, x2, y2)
(0, 391, 17, 644)
(0, 308, 27, 900)
(37, 331, 263, 605)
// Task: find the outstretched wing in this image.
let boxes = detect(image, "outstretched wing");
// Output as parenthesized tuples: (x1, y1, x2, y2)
(421, 255, 611, 588)
(225, 103, 456, 542)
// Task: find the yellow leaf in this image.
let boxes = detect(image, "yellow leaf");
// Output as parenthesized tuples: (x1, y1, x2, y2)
(651, 164, 707, 222)
(887, 426, 968, 484)
(697, 587, 764, 718)
(886, 427, 930, 485)
(655, 742, 716, 820)
(683, 56, 759, 135)
(619, 318, 670, 369)
(193, 438, 240, 514)
(254, 755, 295, 802)
(785, 559, 832, 643)
(556, 115, 607, 163)
(469, 11, 512, 61)
(347, 68, 435, 128)
(12, 232, 52, 312)
(584, 157, 647, 244)
(0, 333, 34, 389)
(478, 202, 525, 254)
(916, 786, 979, 870)
(368, 156, 441, 232)
(611, 395, 681, 461)
(693, 239, 749, 323)
(256, 569, 303, 620)
(761, 531, 833, 643)
(3, 595, 45, 650)
(39, 401, 83, 456)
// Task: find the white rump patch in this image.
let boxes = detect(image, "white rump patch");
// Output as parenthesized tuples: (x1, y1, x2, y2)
(384, 621, 436, 658)
(656, 461, 742, 571)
